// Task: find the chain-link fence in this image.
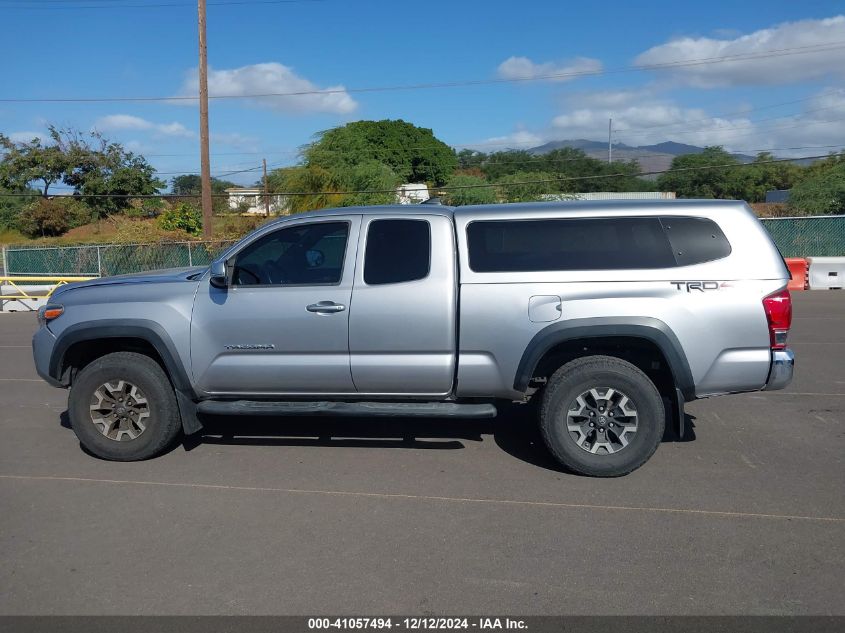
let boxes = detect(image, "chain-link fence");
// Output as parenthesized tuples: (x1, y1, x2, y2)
(759, 216, 845, 258)
(2, 216, 843, 278)
(2, 241, 235, 278)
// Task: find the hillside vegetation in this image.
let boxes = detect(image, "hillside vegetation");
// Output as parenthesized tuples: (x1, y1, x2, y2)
(2, 120, 843, 246)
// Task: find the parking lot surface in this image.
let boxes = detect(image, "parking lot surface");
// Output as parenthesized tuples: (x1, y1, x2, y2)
(0, 291, 843, 615)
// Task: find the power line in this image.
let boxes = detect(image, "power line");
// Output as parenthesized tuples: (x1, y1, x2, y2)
(0, 153, 834, 198)
(0, 0, 325, 8)
(2, 42, 844, 103)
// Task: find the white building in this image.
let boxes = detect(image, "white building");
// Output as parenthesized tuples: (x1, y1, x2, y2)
(541, 191, 676, 202)
(396, 183, 430, 205)
(225, 188, 289, 215)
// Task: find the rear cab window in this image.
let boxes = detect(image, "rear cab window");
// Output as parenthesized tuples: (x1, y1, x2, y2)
(466, 216, 731, 272)
(659, 217, 731, 266)
(364, 219, 431, 285)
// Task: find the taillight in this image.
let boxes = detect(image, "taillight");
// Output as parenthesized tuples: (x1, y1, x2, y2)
(762, 289, 792, 350)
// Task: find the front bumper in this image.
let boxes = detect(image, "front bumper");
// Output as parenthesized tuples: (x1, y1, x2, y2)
(32, 325, 62, 388)
(763, 348, 794, 391)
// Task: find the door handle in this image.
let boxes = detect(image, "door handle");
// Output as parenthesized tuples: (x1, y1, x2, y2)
(306, 301, 346, 314)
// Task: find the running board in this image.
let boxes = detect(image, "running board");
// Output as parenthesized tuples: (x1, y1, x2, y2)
(196, 400, 498, 419)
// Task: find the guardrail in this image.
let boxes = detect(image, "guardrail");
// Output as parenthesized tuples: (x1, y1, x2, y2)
(0, 276, 94, 311)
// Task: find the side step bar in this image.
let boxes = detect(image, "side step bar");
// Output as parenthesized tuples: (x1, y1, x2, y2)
(196, 400, 498, 419)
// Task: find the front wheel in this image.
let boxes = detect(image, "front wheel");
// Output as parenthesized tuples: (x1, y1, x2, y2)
(539, 355, 665, 477)
(68, 352, 182, 461)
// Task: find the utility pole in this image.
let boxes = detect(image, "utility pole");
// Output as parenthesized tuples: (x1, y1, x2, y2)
(608, 118, 613, 164)
(263, 158, 270, 216)
(198, 0, 213, 239)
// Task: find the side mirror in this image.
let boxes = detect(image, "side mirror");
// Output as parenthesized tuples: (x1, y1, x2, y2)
(209, 259, 229, 288)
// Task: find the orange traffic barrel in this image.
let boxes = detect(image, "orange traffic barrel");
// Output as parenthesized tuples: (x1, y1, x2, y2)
(785, 257, 808, 291)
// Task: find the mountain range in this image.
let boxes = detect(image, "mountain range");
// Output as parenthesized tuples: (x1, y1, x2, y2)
(527, 139, 756, 176)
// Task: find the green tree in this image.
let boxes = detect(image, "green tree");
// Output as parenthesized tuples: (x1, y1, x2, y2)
(157, 202, 203, 234)
(656, 146, 740, 198)
(17, 197, 93, 238)
(481, 150, 542, 180)
(456, 149, 487, 170)
(0, 133, 69, 196)
(441, 174, 496, 206)
(0, 187, 38, 231)
(496, 171, 561, 202)
(171, 174, 239, 214)
(479, 147, 649, 193)
(794, 151, 845, 183)
(331, 161, 400, 208)
(787, 162, 845, 215)
(303, 120, 457, 185)
(56, 127, 163, 216)
(0, 127, 163, 216)
(723, 152, 801, 202)
(267, 161, 399, 212)
(170, 174, 237, 196)
(267, 165, 344, 214)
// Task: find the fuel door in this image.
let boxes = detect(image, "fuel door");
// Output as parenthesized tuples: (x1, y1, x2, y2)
(528, 295, 562, 323)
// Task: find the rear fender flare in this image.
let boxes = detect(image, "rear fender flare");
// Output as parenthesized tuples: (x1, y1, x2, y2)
(513, 316, 695, 401)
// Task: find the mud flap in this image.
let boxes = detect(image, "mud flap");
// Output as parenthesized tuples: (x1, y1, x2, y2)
(176, 389, 203, 435)
(674, 387, 686, 439)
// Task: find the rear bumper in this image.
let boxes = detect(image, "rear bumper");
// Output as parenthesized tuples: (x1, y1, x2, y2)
(763, 348, 794, 391)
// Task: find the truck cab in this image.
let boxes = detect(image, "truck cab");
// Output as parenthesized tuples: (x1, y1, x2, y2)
(191, 209, 458, 398)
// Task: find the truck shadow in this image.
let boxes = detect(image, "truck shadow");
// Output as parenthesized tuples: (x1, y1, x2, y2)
(60, 407, 696, 473)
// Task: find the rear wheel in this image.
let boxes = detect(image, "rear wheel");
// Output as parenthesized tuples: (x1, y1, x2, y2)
(539, 355, 664, 477)
(68, 352, 181, 461)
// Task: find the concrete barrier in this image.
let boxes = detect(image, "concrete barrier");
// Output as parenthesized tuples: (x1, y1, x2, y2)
(808, 257, 845, 290)
(0, 285, 48, 312)
(0, 276, 93, 312)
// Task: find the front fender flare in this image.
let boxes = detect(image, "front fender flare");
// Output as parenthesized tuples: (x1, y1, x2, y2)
(49, 319, 202, 435)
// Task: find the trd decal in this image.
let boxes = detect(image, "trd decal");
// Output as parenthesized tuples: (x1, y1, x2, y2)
(671, 281, 721, 292)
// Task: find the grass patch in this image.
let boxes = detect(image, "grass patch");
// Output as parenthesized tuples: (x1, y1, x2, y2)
(0, 229, 26, 244)
(0, 213, 277, 247)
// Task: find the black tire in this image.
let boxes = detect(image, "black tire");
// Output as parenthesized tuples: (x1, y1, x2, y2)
(539, 355, 664, 477)
(68, 352, 182, 461)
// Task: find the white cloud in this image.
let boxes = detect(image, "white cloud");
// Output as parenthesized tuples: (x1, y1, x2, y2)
(211, 132, 259, 152)
(552, 101, 754, 148)
(94, 114, 194, 138)
(634, 15, 845, 87)
(176, 62, 358, 114)
(496, 56, 602, 82)
(467, 129, 545, 150)
(475, 87, 845, 156)
(559, 88, 655, 109)
(749, 88, 845, 152)
(7, 130, 45, 143)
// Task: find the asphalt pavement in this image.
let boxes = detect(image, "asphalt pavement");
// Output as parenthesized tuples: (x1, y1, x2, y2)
(0, 292, 843, 615)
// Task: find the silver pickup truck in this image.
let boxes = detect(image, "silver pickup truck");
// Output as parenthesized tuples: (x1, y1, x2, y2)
(32, 199, 794, 476)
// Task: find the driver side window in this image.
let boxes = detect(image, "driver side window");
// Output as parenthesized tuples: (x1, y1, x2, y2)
(232, 221, 349, 286)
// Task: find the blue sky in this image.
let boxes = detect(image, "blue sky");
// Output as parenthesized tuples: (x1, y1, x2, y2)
(1, 0, 844, 187)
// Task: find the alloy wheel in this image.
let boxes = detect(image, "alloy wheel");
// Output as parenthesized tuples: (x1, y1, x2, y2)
(566, 387, 639, 455)
(89, 380, 151, 442)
